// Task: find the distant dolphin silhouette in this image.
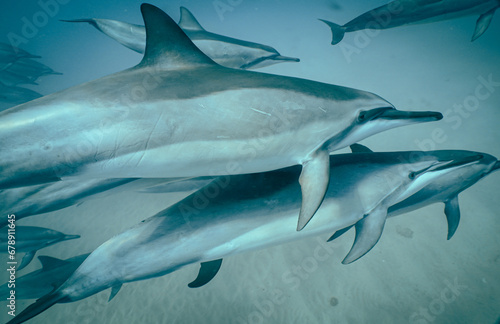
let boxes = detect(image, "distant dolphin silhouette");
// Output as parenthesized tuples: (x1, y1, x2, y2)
(0, 226, 80, 270)
(321, 0, 499, 44)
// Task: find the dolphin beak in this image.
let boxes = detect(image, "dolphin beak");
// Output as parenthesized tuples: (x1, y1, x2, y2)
(64, 234, 81, 241)
(492, 160, 500, 172)
(272, 55, 300, 63)
(378, 109, 443, 122)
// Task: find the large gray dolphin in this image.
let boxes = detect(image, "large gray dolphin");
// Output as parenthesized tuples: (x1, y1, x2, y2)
(321, 0, 500, 45)
(0, 4, 443, 231)
(63, 6, 300, 70)
(6, 149, 487, 324)
(0, 226, 80, 270)
(0, 253, 89, 300)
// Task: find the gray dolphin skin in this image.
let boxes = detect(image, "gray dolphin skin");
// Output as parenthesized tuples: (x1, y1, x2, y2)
(0, 226, 80, 270)
(321, 0, 500, 45)
(0, 177, 197, 227)
(6, 148, 489, 324)
(63, 7, 300, 69)
(0, 4, 443, 231)
(0, 254, 89, 300)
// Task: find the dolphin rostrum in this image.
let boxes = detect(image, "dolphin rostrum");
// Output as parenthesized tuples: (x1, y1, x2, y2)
(6, 149, 488, 324)
(0, 4, 442, 231)
(321, 0, 499, 45)
(63, 6, 300, 70)
(0, 226, 80, 270)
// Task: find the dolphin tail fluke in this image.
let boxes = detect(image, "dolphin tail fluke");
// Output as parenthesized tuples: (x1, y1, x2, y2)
(342, 206, 387, 264)
(318, 19, 345, 45)
(444, 196, 460, 240)
(297, 147, 330, 231)
(18, 251, 36, 271)
(6, 292, 64, 324)
(472, 8, 496, 41)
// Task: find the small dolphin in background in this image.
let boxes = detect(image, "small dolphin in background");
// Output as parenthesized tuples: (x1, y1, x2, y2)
(0, 4, 443, 231)
(63, 6, 300, 69)
(0, 82, 42, 111)
(0, 253, 89, 300)
(0, 43, 40, 70)
(321, 0, 499, 45)
(5, 58, 62, 81)
(0, 226, 80, 270)
(6, 147, 488, 324)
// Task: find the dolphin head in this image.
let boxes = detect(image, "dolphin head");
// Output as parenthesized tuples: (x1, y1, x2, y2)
(390, 150, 498, 210)
(326, 94, 443, 152)
(395, 152, 486, 204)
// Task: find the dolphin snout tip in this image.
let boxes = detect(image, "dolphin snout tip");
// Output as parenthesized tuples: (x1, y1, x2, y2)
(64, 234, 81, 241)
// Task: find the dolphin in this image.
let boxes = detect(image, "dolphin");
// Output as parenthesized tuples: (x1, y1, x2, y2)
(320, 0, 500, 45)
(63, 6, 300, 70)
(5, 149, 486, 324)
(0, 177, 194, 227)
(5, 58, 62, 81)
(0, 4, 442, 231)
(0, 43, 40, 70)
(0, 82, 42, 111)
(329, 144, 500, 241)
(0, 226, 80, 270)
(0, 253, 89, 300)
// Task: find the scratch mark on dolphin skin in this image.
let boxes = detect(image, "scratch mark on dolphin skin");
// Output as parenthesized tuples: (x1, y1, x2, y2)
(318, 106, 326, 113)
(136, 112, 163, 167)
(251, 108, 272, 117)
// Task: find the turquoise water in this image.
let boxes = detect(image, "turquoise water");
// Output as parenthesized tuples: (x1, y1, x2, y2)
(0, 1, 499, 323)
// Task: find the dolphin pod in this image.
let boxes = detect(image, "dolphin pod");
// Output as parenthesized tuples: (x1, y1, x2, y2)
(63, 6, 300, 70)
(0, 4, 442, 231)
(6, 147, 498, 323)
(320, 0, 499, 45)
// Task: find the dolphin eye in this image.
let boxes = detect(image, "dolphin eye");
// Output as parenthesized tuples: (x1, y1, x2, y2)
(408, 172, 416, 180)
(357, 111, 367, 122)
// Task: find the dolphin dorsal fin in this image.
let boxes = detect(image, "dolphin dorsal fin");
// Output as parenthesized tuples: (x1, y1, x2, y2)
(38, 256, 69, 270)
(138, 4, 215, 70)
(350, 144, 373, 153)
(178, 7, 205, 31)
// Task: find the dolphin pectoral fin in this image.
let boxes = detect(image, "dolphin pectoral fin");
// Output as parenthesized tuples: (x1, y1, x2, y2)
(444, 196, 460, 240)
(297, 148, 330, 231)
(188, 259, 223, 288)
(342, 207, 387, 265)
(349, 144, 373, 153)
(472, 8, 496, 41)
(327, 225, 354, 242)
(18, 251, 36, 270)
(108, 284, 123, 302)
(318, 19, 345, 45)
